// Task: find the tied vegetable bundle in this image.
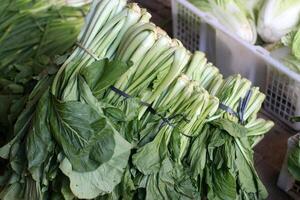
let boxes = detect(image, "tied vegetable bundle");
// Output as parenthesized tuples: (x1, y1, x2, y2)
(0, 0, 274, 199)
(288, 117, 300, 181)
(0, 0, 89, 136)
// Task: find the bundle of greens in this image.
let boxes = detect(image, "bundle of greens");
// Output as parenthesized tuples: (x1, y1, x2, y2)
(0, 0, 274, 199)
(288, 117, 300, 181)
(0, 0, 89, 136)
(186, 75, 273, 199)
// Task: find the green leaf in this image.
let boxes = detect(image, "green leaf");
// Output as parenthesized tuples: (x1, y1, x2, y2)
(0, 94, 22, 128)
(80, 60, 106, 90)
(59, 131, 132, 199)
(0, 183, 22, 200)
(8, 95, 27, 125)
(235, 137, 268, 199)
(50, 96, 116, 172)
(132, 126, 172, 175)
(211, 168, 236, 200)
(188, 126, 209, 177)
(292, 29, 300, 60)
(291, 116, 300, 122)
(103, 107, 127, 122)
(14, 64, 33, 84)
(122, 168, 136, 200)
(115, 167, 136, 200)
(80, 59, 131, 97)
(236, 144, 257, 193)
(61, 177, 75, 200)
(0, 76, 53, 159)
(212, 118, 247, 138)
(288, 147, 300, 181)
(0, 101, 35, 159)
(145, 158, 198, 200)
(26, 91, 53, 173)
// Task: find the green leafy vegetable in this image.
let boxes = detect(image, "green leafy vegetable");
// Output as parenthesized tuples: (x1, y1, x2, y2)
(0, 0, 273, 199)
(0, 0, 89, 139)
(288, 143, 300, 181)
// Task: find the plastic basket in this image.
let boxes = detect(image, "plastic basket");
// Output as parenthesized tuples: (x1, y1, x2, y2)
(265, 67, 300, 130)
(277, 134, 300, 199)
(171, 0, 300, 130)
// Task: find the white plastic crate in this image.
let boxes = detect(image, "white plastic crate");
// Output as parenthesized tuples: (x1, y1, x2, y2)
(265, 67, 300, 130)
(171, 0, 300, 130)
(277, 134, 300, 200)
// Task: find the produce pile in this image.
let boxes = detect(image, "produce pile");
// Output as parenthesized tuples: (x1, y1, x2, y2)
(0, 0, 89, 136)
(0, 0, 274, 199)
(288, 117, 300, 181)
(274, 27, 300, 73)
(189, 0, 300, 73)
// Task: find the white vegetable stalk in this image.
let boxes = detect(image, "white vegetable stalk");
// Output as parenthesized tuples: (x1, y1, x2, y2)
(207, 74, 223, 96)
(117, 28, 155, 61)
(169, 81, 196, 114)
(129, 53, 176, 98)
(64, 0, 91, 7)
(243, 87, 265, 121)
(257, 0, 300, 43)
(52, 0, 123, 95)
(106, 4, 143, 58)
(132, 46, 190, 118)
(199, 64, 220, 88)
(185, 51, 207, 81)
(83, 0, 125, 48)
(149, 47, 190, 102)
(246, 119, 274, 136)
(109, 23, 157, 96)
(230, 78, 252, 108)
(176, 88, 217, 161)
(160, 74, 190, 108)
(118, 21, 153, 53)
(132, 29, 170, 79)
(77, 9, 129, 67)
(128, 38, 178, 92)
(246, 119, 274, 147)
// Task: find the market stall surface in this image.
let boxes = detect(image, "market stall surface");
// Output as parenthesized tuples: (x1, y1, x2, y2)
(256, 112, 294, 200)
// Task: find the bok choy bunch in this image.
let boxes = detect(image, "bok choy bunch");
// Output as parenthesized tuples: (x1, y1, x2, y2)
(0, 0, 273, 199)
(0, 0, 89, 137)
(187, 74, 273, 200)
(288, 117, 300, 181)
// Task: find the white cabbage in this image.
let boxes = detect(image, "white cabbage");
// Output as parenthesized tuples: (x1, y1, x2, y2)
(208, 0, 257, 44)
(257, 0, 300, 43)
